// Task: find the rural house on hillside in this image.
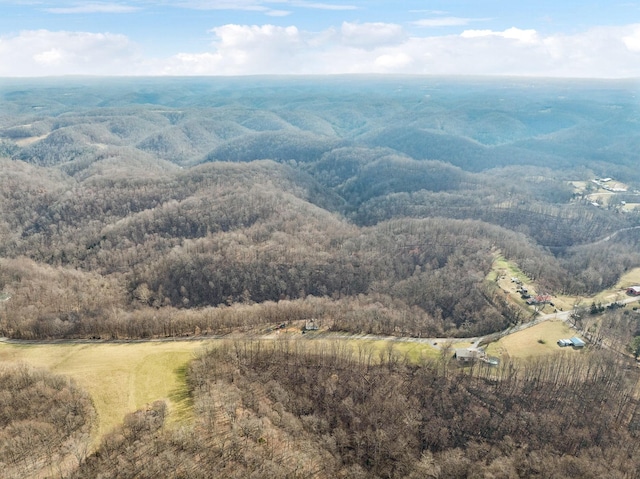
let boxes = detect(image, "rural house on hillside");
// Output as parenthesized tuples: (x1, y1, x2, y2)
(454, 347, 486, 362)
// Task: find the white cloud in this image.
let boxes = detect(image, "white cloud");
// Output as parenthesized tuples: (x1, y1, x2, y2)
(212, 24, 301, 49)
(291, 1, 356, 10)
(174, 0, 281, 16)
(175, 0, 356, 14)
(265, 9, 292, 16)
(374, 52, 412, 70)
(409, 10, 449, 15)
(158, 22, 640, 78)
(340, 22, 406, 49)
(163, 24, 305, 75)
(4, 23, 640, 78)
(0, 30, 142, 76)
(461, 27, 538, 44)
(413, 17, 477, 28)
(622, 26, 640, 51)
(45, 2, 141, 14)
(33, 48, 65, 65)
(175, 1, 263, 9)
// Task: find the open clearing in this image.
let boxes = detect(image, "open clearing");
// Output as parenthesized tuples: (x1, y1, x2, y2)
(343, 338, 440, 362)
(14, 133, 49, 146)
(0, 335, 439, 444)
(491, 256, 640, 312)
(488, 254, 530, 284)
(0, 340, 208, 443)
(0, 309, 596, 449)
(572, 267, 640, 304)
(264, 334, 441, 363)
(616, 267, 640, 290)
(485, 320, 583, 359)
(489, 254, 574, 310)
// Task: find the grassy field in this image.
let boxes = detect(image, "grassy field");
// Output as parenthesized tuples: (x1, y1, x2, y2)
(0, 340, 207, 443)
(485, 320, 583, 359)
(615, 268, 640, 290)
(0, 335, 439, 445)
(487, 254, 530, 283)
(622, 203, 640, 212)
(353, 338, 440, 363)
(561, 267, 640, 306)
(290, 334, 441, 363)
(0, 316, 589, 449)
(490, 255, 640, 313)
(488, 254, 560, 311)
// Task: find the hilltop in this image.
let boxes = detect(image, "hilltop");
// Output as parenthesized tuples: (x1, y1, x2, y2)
(2, 76, 640, 478)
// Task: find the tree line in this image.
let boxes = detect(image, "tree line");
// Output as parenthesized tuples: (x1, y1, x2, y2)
(0, 364, 94, 479)
(71, 341, 640, 478)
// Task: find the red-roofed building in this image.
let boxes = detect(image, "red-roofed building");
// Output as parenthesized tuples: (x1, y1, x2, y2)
(627, 286, 640, 296)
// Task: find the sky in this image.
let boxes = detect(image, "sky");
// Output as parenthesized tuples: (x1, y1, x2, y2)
(0, 1, 640, 77)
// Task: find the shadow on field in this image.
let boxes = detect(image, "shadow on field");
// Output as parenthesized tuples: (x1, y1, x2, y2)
(168, 364, 194, 424)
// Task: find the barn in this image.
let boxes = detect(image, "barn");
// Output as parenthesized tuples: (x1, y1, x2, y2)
(627, 286, 640, 296)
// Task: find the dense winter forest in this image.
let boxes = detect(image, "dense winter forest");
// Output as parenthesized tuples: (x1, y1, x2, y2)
(0, 77, 639, 339)
(2, 77, 640, 478)
(71, 342, 640, 479)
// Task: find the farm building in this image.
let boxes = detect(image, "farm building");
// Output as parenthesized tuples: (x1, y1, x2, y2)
(304, 319, 319, 331)
(454, 347, 486, 362)
(570, 337, 585, 348)
(627, 286, 640, 296)
(557, 337, 586, 348)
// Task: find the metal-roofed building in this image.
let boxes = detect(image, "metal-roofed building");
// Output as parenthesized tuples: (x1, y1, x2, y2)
(570, 337, 585, 348)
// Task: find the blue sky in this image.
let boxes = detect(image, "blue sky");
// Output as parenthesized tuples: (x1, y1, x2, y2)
(0, 1, 639, 76)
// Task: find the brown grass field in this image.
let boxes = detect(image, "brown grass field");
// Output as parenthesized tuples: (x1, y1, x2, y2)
(490, 255, 640, 313)
(0, 335, 440, 446)
(0, 340, 208, 443)
(485, 320, 584, 359)
(0, 289, 601, 450)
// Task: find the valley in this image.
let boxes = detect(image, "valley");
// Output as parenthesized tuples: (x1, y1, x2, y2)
(2, 76, 640, 478)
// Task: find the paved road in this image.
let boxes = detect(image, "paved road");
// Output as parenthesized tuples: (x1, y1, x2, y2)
(589, 225, 640, 246)
(1, 296, 638, 350)
(332, 295, 640, 351)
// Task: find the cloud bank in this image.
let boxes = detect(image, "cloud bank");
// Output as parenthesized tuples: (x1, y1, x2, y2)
(45, 3, 141, 14)
(2, 21, 640, 77)
(0, 30, 141, 76)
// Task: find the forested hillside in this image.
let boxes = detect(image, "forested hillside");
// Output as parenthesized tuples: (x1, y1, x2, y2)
(0, 364, 95, 479)
(3, 77, 640, 479)
(0, 77, 640, 341)
(71, 341, 640, 478)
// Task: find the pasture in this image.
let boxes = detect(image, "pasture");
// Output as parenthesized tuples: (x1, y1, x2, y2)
(0, 340, 207, 443)
(350, 338, 440, 363)
(485, 320, 583, 359)
(0, 335, 439, 444)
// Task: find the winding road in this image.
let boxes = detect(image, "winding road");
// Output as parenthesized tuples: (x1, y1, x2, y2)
(1, 294, 639, 351)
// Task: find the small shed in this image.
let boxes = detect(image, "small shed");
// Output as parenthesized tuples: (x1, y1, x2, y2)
(570, 337, 586, 348)
(304, 319, 319, 331)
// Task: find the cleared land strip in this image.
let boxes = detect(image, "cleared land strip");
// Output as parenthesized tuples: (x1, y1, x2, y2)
(0, 341, 208, 445)
(0, 294, 635, 446)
